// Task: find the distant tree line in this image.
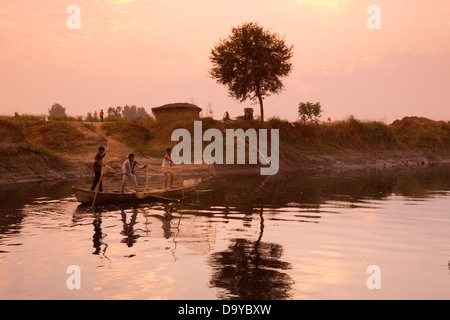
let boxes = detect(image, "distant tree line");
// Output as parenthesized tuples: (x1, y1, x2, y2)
(46, 103, 149, 121)
(107, 105, 148, 119)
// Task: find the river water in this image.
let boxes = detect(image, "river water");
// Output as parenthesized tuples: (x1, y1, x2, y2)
(0, 166, 449, 300)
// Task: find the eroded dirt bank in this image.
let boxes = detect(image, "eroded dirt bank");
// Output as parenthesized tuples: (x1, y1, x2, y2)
(1, 118, 449, 185)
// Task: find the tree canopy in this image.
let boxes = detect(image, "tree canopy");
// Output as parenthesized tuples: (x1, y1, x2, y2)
(107, 105, 148, 119)
(298, 102, 323, 123)
(48, 103, 66, 116)
(209, 22, 294, 121)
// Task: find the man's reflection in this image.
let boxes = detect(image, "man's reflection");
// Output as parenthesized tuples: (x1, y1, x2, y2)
(92, 216, 103, 255)
(92, 213, 109, 261)
(120, 208, 139, 247)
(161, 203, 175, 239)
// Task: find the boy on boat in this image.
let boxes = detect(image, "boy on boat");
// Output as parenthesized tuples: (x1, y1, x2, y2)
(162, 148, 173, 190)
(91, 146, 106, 192)
(120, 154, 147, 193)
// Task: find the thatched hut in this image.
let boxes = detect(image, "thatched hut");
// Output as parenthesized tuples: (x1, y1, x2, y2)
(151, 103, 202, 121)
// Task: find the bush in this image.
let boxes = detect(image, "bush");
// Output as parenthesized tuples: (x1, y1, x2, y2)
(298, 102, 323, 123)
(48, 103, 66, 116)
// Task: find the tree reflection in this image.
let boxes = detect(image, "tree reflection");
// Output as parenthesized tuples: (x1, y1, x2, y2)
(209, 239, 293, 300)
(209, 209, 294, 300)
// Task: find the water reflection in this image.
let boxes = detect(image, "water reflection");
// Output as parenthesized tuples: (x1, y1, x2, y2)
(120, 209, 139, 247)
(0, 181, 76, 251)
(142, 204, 176, 239)
(92, 215, 103, 255)
(209, 209, 294, 300)
(210, 239, 293, 300)
(0, 165, 449, 299)
(92, 214, 110, 262)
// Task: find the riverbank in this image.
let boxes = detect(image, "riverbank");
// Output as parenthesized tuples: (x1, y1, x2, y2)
(0, 116, 449, 185)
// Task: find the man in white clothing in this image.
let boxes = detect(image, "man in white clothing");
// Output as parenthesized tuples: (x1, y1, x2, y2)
(121, 154, 147, 193)
(162, 148, 173, 190)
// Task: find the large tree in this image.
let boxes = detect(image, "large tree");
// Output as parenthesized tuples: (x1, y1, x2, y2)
(209, 22, 294, 122)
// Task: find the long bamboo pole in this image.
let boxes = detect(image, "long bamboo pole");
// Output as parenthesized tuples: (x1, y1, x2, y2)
(92, 137, 110, 208)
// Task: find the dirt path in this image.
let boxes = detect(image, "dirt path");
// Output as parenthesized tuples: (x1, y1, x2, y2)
(56, 122, 161, 180)
(59, 122, 133, 165)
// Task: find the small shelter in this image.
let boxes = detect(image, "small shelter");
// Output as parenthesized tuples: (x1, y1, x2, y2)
(151, 103, 202, 121)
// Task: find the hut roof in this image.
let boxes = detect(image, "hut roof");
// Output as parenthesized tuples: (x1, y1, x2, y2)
(151, 103, 202, 112)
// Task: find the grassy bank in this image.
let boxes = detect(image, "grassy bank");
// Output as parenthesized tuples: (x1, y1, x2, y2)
(2, 115, 449, 157)
(0, 120, 64, 183)
(102, 116, 450, 158)
(0, 115, 449, 183)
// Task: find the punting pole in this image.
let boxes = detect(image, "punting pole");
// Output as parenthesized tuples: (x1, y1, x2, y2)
(92, 136, 110, 208)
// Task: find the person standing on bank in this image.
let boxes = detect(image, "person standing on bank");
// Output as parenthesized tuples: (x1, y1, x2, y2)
(91, 146, 106, 192)
(121, 154, 147, 193)
(100, 109, 104, 122)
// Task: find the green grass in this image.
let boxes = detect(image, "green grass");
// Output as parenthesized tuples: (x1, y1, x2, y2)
(101, 120, 156, 156)
(0, 120, 62, 170)
(0, 114, 83, 122)
(128, 115, 450, 157)
(2, 114, 449, 162)
(391, 121, 450, 150)
(47, 115, 79, 121)
(0, 114, 44, 121)
(21, 121, 86, 153)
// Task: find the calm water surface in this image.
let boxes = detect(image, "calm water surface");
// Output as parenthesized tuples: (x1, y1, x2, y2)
(1, 166, 449, 300)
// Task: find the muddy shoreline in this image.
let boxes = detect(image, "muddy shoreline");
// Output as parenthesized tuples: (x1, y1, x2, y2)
(1, 149, 449, 187)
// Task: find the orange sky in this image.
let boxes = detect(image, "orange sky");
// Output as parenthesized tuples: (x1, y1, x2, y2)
(0, 0, 449, 122)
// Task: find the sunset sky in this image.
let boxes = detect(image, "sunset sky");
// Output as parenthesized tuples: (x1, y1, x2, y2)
(1, 0, 449, 122)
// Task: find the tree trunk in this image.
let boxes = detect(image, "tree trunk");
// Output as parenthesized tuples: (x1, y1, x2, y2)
(257, 95, 264, 122)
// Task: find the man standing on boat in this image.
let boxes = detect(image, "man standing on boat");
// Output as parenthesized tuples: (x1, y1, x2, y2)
(91, 146, 106, 192)
(120, 154, 147, 193)
(162, 148, 174, 190)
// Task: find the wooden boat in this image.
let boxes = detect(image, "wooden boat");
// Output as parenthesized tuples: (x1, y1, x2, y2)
(73, 178, 204, 205)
